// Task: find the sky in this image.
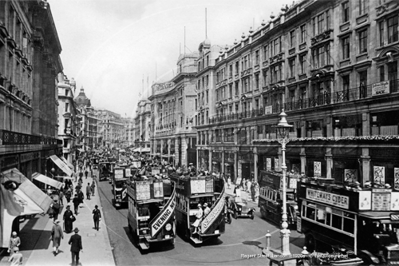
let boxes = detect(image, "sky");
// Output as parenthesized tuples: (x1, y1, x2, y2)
(50, 0, 293, 117)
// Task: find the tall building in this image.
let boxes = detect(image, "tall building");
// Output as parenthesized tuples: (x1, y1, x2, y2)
(0, 0, 62, 178)
(149, 52, 198, 166)
(134, 98, 151, 153)
(74, 87, 91, 153)
(99, 110, 124, 149)
(57, 74, 78, 165)
(197, 0, 399, 186)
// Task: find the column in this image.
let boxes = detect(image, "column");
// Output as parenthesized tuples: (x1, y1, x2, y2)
(361, 148, 371, 185)
(300, 148, 306, 175)
(362, 112, 370, 136)
(221, 149, 225, 175)
(326, 116, 333, 137)
(209, 149, 213, 173)
(253, 147, 258, 182)
(234, 151, 238, 183)
(325, 148, 333, 179)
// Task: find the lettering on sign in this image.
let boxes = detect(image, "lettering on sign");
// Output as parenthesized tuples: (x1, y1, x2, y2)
(201, 190, 225, 233)
(150, 190, 176, 237)
(372, 81, 389, 96)
(152, 82, 175, 92)
(306, 188, 349, 209)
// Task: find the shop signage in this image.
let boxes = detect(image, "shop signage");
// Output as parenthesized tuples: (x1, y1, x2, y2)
(265, 106, 272, 114)
(373, 166, 385, 184)
(314, 161, 321, 177)
(372, 81, 389, 96)
(395, 168, 399, 191)
(306, 188, 349, 209)
(390, 213, 399, 221)
(274, 157, 279, 170)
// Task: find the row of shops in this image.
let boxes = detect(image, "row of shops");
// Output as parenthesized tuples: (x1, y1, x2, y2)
(197, 137, 399, 188)
(0, 151, 75, 249)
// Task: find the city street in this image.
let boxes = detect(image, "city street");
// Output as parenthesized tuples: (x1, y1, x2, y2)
(98, 178, 305, 266)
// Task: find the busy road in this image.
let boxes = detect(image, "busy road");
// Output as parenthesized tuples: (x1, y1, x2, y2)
(97, 173, 305, 266)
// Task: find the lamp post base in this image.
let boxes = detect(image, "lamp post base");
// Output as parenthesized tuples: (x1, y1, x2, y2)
(280, 228, 291, 256)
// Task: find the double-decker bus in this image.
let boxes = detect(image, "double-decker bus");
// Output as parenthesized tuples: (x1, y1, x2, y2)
(297, 177, 399, 265)
(127, 178, 176, 250)
(258, 170, 298, 228)
(170, 173, 225, 245)
(111, 165, 130, 208)
(99, 160, 113, 181)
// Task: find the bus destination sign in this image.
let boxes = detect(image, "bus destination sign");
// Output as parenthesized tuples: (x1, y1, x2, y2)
(306, 188, 349, 209)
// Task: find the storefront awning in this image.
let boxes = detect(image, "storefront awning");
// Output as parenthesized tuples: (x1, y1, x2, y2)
(61, 157, 74, 171)
(49, 155, 73, 176)
(32, 173, 63, 190)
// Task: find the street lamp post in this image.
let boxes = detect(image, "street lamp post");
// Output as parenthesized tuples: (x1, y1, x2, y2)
(274, 109, 293, 256)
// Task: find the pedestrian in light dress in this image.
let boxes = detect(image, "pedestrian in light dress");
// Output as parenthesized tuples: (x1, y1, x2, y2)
(8, 232, 21, 254)
(50, 220, 64, 255)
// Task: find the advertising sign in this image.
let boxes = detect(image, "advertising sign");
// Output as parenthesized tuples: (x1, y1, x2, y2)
(391, 192, 399, 211)
(344, 169, 357, 182)
(150, 190, 176, 237)
(372, 192, 391, 211)
(374, 166, 385, 184)
(190, 179, 206, 194)
(114, 169, 124, 179)
(395, 168, 399, 190)
(201, 190, 225, 234)
(265, 106, 272, 114)
(314, 162, 321, 177)
(136, 181, 151, 201)
(372, 81, 390, 96)
(358, 191, 372, 210)
(266, 158, 272, 171)
(306, 188, 349, 209)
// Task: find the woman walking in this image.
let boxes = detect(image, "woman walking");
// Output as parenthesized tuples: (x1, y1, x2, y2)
(63, 205, 75, 233)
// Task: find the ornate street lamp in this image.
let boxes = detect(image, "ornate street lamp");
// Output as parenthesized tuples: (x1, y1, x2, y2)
(273, 109, 293, 256)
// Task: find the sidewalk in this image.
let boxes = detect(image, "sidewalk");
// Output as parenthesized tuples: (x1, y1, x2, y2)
(1, 172, 114, 266)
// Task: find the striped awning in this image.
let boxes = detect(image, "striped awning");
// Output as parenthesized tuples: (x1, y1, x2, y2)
(49, 155, 73, 176)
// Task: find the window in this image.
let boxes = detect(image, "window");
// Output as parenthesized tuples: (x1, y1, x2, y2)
(65, 103, 69, 113)
(255, 50, 259, 65)
(229, 65, 233, 77)
(379, 66, 385, 81)
(343, 75, 350, 93)
(312, 17, 316, 36)
(342, 2, 350, 23)
(388, 16, 399, 44)
(379, 21, 385, 47)
(271, 64, 282, 83)
(359, 70, 368, 98)
(359, 29, 368, 54)
(317, 13, 324, 34)
(229, 84, 233, 98)
(290, 30, 296, 47)
(342, 36, 350, 60)
(300, 24, 307, 43)
(263, 45, 269, 61)
(235, 81, 239, 95)
(273, 37, 281, 56)
(262, 70, 268, 86)
(359, 0, 367, 15)
(235, 61, 239, 74)
(289, 58, 296, 77)
(255, 74, 259, 89)
(299, 54, 307, 74)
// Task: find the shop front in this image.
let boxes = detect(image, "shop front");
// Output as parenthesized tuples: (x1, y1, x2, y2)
(212, 151, 222, 174)
(198, 149, 210, 171)
(238, 149, 253, 184)
(224, 151, 235, 183)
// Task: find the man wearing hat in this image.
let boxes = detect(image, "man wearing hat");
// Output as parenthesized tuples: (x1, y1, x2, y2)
(50, 220, 64, 255)
(8, 247, 23, 266)
(63, 205, 75, 233)
(68, 228, 83, 266)
(92, 205, 101, 231)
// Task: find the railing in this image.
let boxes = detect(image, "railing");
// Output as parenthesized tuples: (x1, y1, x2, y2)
(0, 129, 60, 145)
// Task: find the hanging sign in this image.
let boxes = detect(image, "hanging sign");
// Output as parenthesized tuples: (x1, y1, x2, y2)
(374, 166, 385, 184)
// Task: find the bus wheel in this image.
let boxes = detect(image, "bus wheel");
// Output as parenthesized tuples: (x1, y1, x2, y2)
(304, 234, 315, 252)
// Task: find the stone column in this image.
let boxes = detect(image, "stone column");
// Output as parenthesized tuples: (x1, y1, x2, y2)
(234, 151, 238, 183)
(325, 148, 333, 179)
(209, 149, 213, 173)
(361, 148, 371, 185)
(362, 112, 370, 136)
(300, 148, 306, 175)
(254, 147, 258, 182)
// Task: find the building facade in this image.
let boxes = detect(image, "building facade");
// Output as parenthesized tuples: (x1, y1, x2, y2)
(99, 110, 124, 149)
(57, 74, 78, 165)
(196, 0, 399, 186)
(149, 53, 198, 167)
(0, 0, 62, 178)
(134, 99, 151, 152)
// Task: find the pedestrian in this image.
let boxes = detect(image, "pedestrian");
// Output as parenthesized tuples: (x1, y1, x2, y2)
(68, 227, 83, 266)
(85, 169, 88, 179)
(242, 178, 247, 191)
(227, 175, 231, 189)
(92, 205, 101, 231)
(65, 188, 72, 203)
(78, 171, 83, 182)
(52, 200, 60, 221)
(254, 182, 260, 203)
(8, 232, 21, 254)
(72, 195, 80, 215)
(50, 220, 64, 255)
(59, 190, 64, 207)
(78, 189, 84, 204)
(86, 183, 91, 200)
(63, 205, 75, 234)
(246, 179, 252, 193)
(91, 181, 96, 196)
(8, 247, 23, 266)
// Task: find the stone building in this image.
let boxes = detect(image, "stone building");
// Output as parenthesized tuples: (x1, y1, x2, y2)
(149, 52, 198, 166)
(134, 98, 151, 153)
(197, 0, 399, 186)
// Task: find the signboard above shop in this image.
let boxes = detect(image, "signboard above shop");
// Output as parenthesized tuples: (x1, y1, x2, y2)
(372, 81, 390, 96)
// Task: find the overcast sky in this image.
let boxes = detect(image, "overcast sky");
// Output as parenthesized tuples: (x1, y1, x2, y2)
(50, 0, 292, 117)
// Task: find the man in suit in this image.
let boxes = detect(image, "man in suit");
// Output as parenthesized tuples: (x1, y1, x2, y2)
(68, 227, 82, 266)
